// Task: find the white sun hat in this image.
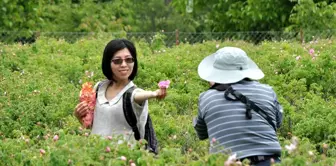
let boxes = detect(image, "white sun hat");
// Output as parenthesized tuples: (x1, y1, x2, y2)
(198, 47, 264, 84)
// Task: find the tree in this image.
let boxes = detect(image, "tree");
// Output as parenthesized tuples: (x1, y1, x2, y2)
(288, 0, 336, 31)
(0, 0, 42, 42)
(173, 0, 295, 32)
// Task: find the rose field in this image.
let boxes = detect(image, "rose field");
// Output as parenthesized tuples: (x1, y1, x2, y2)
(1, 35, 336, 165)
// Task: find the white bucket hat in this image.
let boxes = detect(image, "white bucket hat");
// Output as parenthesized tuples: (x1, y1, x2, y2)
(198, 47, 264, 84)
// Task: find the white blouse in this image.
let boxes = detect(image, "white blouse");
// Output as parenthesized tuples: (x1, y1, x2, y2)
(91, 80, 148, 141)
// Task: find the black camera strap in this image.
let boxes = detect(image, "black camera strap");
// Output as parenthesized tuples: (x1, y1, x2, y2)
(224, 86, 276, 131)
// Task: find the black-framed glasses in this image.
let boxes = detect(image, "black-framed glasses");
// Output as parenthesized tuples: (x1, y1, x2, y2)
(111, 57, 134, 65)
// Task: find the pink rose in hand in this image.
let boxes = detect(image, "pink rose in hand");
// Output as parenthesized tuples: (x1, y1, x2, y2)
(158, 80, 171, 88)
(157, 80, 170, 99)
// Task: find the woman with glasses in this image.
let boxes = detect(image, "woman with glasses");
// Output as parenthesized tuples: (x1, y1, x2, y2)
(73, 39, 167, 143)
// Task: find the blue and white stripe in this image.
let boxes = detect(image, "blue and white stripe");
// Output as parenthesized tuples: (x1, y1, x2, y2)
(194, 80, 283, 159)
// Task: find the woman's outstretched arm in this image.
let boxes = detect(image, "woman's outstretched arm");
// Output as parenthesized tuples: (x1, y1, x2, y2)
(133, 88, 167, 104)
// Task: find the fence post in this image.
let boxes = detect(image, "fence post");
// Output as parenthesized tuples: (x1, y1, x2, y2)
(175, 29, 179, 46)
(300, 28, 304, 44)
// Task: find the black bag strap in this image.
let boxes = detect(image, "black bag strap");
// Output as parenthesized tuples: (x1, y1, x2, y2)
(122, 86, 140, 140)
(144, 114, 158, 154)
(95, 81, 104, 98)
(224, 86, 277, 131)
(122, 87, 159, 154)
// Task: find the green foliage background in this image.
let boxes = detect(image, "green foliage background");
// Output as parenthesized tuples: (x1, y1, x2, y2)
(1, 0, 336, 165)
(0, 35, 336, 165)
(2, 0, 336, 34)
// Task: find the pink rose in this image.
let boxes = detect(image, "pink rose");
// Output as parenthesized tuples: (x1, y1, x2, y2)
(105, 146, 111, 153)
(40, 149, 46, 155)
(309, 48, 315, 55)
(120, 156, 127, 161)
(53, 135, 59, 142)
(158, 80, 171, 88)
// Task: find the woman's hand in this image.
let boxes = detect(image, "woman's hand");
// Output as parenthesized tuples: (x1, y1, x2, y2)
(154, 88, 167, 99)
(74, 101, 89, 122)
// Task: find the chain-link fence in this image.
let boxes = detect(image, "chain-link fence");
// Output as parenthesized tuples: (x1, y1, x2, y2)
(1, 29, 336, 46)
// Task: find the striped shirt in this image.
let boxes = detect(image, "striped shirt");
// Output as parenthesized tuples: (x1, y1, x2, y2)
(194, 80, 283, 159)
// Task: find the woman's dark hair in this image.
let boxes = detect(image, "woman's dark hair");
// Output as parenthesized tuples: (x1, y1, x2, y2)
(102, 39, 138, 81)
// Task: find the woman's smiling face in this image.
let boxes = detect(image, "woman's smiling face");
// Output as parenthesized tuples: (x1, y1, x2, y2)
(110, 48, 134, 82)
